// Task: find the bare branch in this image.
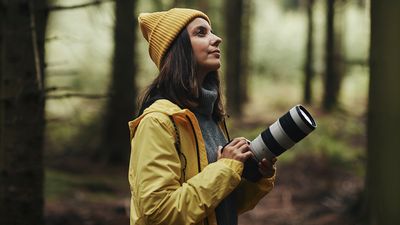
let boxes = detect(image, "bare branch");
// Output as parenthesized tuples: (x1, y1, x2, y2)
(29, 1, 43, 90)
(48, 0, 114, 12)
(46, 70, 79, 76)
(45, 36, 61, 42)
(46, 93, 110, 99)
(45, 86, 74, 92)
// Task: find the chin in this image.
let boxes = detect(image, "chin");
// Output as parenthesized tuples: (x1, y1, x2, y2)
(209, 65, 221, 72)
(208, 61, 221, 70)
(199, 66, 220, 73)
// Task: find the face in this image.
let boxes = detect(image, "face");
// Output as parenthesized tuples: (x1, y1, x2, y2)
(186, 18, 222, 76)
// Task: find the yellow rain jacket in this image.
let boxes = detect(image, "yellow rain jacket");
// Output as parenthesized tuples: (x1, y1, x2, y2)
(128, 99, 275, 225)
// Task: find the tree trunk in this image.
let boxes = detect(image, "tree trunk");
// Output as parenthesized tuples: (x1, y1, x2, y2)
(240, 0, 253, 104)
(224, 0, 244, 117)
(366, 1, 400, 224)
(172, 0, 184, 7)
(100, 0, 137, 164)
(303, 0, 314, 104)
(0, 0, 47, 224)
(152, 0, 164, 10)
(322, 0, 344, 111)
(171, 0, 208, 12)
(197, 0, 209, 14)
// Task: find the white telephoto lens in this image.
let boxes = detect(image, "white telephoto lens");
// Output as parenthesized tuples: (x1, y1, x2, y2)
(250, 135, 276, 161)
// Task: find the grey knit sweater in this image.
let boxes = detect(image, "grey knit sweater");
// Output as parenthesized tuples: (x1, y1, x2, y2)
(193, 82, 237, 225)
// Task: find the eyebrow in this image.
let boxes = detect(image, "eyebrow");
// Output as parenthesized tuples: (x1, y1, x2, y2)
(192, 24, 211, 33)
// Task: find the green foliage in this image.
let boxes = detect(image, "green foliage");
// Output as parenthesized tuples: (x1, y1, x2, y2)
(292, 110, 365, 173)
(45, 169, 127, 201)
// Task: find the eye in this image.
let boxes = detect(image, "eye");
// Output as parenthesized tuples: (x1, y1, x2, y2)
(195, 27, 208, 37)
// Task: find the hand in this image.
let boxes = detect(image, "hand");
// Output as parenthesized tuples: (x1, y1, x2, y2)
(258, 157, 277, 178)
(217, 137, 252, 163)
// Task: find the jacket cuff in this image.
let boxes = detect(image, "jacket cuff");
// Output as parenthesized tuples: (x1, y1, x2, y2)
(218, 158, 244, 176)
(257, 170, 276, 186)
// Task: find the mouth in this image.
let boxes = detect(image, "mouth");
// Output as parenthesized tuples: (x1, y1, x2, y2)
(210, 49, 221, 54)
(209, 49, 221, 58)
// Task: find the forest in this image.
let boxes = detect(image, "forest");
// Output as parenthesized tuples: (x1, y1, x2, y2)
(1, 0, 399, 225)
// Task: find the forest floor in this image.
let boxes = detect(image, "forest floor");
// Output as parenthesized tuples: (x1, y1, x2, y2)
(238, 154, 364, 225)
(44, 153, 364, 225)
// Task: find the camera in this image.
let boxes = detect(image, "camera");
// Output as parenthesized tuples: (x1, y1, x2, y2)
(242, 104, 317, 181)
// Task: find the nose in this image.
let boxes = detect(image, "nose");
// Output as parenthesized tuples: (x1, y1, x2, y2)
(211, 33, 222, 46)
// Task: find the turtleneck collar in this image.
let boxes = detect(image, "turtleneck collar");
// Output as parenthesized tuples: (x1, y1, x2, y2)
(193, 81, 218, 117)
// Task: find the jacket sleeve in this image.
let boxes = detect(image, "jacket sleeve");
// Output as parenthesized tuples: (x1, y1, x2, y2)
(129, 114, 244, 225)
(235, 173, 276, 214)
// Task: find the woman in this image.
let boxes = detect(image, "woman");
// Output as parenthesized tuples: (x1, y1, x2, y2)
(128, 8, 277, 225)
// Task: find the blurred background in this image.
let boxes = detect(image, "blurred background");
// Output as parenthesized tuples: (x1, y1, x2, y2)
(1, 0, 399, 225)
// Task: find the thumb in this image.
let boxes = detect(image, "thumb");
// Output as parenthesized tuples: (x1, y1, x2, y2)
(217, 146, 223, 159)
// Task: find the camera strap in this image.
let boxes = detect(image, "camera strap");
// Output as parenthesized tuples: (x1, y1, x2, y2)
(169, 115, 187, 183)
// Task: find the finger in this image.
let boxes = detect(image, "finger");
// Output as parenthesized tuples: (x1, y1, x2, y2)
(260, 158, 269, 167)
(258, 163, 275, 177)
(217, 146, 222, 159)
(238, 144, 251, 153)
(258, 161, 268, 171)
(261, 158, 276, 167)
(232, 137, 247, 145)
(258, 167, 273, 177)
(228, 138, 241, 146)
(258, 167, 267, 176)
(233, 139, 249, 149)
(243, 138, 251, 145)
(242, 151, 253, 160)
(238, 137, 249, 143)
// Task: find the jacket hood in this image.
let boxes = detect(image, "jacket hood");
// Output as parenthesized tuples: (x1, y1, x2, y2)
(141, 99, 187, 116)
(128, 99, 191, 137)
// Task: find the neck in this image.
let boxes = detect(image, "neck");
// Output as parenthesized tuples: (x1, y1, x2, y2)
(197, 69, 211, 85)
(193, 81, 218, 117)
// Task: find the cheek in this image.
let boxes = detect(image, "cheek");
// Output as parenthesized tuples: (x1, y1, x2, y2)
(192, 41, 208, 58)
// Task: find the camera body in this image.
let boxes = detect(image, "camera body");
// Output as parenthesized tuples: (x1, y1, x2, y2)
(242, 105, 317, 181)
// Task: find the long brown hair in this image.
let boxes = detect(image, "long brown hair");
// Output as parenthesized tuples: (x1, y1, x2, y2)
(138, 28, 225, 121)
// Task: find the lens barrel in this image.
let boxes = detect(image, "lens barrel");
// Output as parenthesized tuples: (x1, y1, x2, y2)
(250, 105, 316, 162)
(243, 105, 317, 182)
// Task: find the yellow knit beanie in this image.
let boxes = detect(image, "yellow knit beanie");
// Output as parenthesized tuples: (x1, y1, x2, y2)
(138, 8, 210, 69)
